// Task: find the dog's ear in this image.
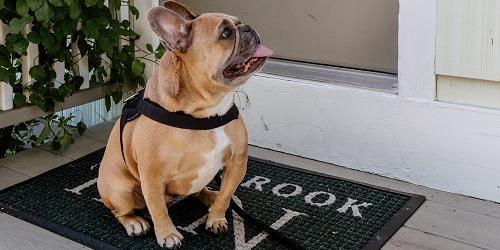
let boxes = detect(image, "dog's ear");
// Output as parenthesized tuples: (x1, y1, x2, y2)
(147, 6, 192, 52)
(163, 1, 197, 21)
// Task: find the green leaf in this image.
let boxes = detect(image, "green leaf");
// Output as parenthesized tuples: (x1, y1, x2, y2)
(34, 1, 54, 24)
(129, 5, 139, 19)
(8, 16, 34, 34)
(82, 20, 99, 39)
(36, 123, 50, 144)
(0, 68, 9, 82)
(13, 93, 27, 108)
(68, 1, 81, 19)
(154, 43, 166, 59)
(76, 120, 86, 135)
(104, 95, 111, 111)
(72, 75, 84, 90)
(96, 7, 111, 26)
(16, 0, 30, 15)
(0, 46, 10, 67)
(26, 0, 43, 10)
(6, 34, 29, 55)
(109, 0, 119, 10)
(47, 0, 63, 7)
(77, 35, 89, 55)
(41, 34, 54, 50)
(29, 65, 47, 81)
(111, 90, 122, 104)
(56, 126, 64, 138)
(120, 19, 130, 28)
(146, 43, 153, 52)
(60, 133, 72, 150)
(98, 36, 113, 56)
(84, 0, 99, 7)
(59, 18, 75, 36)
(53, 6, 68, 20)
(131, 59, 145, 76)
(51, 140, 61, 150)
(27, 30, 41, 43)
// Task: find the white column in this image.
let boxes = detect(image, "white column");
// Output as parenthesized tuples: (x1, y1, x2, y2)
(71, 22, 89, 89)
(132, 0, 160, 78)
(397, 0, 437, 101)
(21, 24, 39, 101)
(53, 61, 65, 88)
(0, 21, 13, 111)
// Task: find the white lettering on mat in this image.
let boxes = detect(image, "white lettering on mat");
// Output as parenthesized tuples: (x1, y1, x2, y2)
(272, 183, 303, 198)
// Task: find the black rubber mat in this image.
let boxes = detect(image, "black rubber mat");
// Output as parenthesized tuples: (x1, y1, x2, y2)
(0, 148, 424, 249)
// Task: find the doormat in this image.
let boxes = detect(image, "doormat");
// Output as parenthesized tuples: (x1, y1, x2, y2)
(0, 148, 424, 250)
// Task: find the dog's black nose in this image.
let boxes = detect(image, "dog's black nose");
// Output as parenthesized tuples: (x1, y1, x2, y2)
(239, 25, 251, 33)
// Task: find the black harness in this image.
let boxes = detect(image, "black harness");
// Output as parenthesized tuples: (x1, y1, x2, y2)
(119, 89, 240, 163)
(119, 89, 305, 250)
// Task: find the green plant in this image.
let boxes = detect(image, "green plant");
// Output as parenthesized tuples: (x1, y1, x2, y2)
(0, 0, 154, 157)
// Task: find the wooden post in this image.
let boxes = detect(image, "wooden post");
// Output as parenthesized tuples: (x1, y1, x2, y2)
(53, 61, 65, 88)
(71, 21, 90, 89)
(21, 24, 39, 101)
(0, 21, 13, 111)
(131, 0, 160, 79)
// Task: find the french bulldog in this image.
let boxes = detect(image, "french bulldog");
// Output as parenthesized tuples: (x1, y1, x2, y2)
(97, 1, 273, 248)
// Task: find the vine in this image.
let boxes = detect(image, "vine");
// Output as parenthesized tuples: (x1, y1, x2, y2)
(0, 0, 163, 157)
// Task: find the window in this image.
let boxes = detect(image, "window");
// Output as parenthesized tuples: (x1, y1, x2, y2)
(179, 0, 399, 91)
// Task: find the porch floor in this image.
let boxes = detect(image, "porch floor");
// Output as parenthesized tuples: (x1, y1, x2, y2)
(1, 121, 499, 250)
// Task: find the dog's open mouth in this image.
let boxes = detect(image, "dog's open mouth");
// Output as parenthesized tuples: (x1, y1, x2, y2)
(223, 44, 273, 78)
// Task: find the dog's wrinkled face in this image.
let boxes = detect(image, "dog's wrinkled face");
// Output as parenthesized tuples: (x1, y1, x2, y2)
(147, 1, 273, 87)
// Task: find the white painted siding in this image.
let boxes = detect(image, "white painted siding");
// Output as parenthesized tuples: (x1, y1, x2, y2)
(436, 0, 500, 108)
(438, 75, 500, 108)
(436, 0, 500, 81)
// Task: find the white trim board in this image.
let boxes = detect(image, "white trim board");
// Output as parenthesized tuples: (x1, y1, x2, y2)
(397, 0, 437, 101)
(242, 74, 500, 203)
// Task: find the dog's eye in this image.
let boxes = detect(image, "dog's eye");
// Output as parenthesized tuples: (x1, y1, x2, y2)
(221, 28, 233, 39)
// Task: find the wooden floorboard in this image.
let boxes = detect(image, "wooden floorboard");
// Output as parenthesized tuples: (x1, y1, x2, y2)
(0, 121, 499, 249)
(0, 148, 72, 177)
(38, 134, 106, 160)
(0, 166, 30, 190)
(383, 227, 486, 250)
(83, 120, 115, 142)
(0, 213, 90, 250)
(404, 201, 500, 250)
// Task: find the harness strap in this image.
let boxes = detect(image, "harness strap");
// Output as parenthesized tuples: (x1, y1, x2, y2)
(119, 89, 240, 164)
(214, 174, 307, 250)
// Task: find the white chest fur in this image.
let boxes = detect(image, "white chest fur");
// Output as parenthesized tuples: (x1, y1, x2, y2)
(188, 127, 230, 193)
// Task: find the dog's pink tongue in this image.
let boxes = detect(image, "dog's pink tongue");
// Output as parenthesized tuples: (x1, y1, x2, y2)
(252, 44, 273, 58)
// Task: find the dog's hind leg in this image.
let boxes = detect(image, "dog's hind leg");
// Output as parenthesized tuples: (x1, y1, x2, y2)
(193, 187, 218, 207)
(100, 184, 151, 237)
(98, 162, 150, 237)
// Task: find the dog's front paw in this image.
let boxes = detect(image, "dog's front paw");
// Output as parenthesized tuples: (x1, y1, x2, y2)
(205, 216, 228, 234)
(117, 214, 150, 236)
(156, 227, 184, 249)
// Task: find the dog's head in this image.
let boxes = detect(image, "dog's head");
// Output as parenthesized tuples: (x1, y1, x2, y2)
(148, 1, 273, 91)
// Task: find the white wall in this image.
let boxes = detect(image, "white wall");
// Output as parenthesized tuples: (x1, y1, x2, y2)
(241, 0, 500, 203)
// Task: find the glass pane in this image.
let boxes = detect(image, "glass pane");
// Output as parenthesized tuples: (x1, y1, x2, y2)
(178, 0, 399, 74)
